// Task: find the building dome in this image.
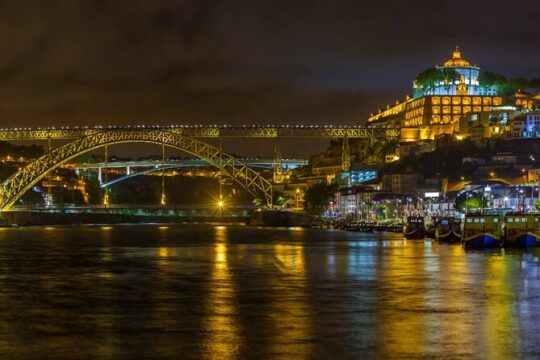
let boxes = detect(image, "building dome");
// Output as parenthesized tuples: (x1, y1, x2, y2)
(443, 46, 474, 67)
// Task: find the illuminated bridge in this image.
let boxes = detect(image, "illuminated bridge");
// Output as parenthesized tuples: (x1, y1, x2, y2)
(68, 158, 308, 170)
(0, 124, 399, 140)
(0, 125, 399, 210)
(67, 158, 308, 188)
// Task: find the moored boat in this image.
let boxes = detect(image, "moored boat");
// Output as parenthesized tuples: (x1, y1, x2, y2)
(461, 214, 502, 248)
(504, 213, 540, 247)
(435, 217, 461, 243)
(404, 216, 426, 239)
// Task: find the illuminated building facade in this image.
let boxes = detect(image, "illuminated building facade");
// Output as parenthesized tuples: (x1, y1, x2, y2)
(412, 47, 498, 97)
(368, 47, 505, 141)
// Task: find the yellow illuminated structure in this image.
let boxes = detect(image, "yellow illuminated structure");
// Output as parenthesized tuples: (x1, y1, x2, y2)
(367, 47, 506, 141)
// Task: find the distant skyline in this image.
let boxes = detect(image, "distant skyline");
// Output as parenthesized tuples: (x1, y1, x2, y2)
(0, 0, 538, 156)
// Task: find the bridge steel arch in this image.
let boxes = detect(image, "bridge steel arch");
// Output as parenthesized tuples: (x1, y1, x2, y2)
(99, 163, 275, 189)
(0, 130, 273, 210)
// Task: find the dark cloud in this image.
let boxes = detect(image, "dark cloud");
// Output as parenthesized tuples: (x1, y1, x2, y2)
(0, 0, 538, 154)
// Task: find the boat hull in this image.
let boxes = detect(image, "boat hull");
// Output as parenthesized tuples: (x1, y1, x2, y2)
(463, 233, 501, 248)
(405, 228, 425, 239)
(505, 232, 540, 247)
(437, 231, 461, 243)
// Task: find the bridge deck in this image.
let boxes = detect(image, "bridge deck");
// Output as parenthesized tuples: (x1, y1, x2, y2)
(0, 125, 399, 140)
(68, 158, 308, 169)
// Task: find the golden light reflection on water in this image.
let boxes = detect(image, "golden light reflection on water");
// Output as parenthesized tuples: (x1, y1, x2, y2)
(157, 247, 171, 267)
(201, 226, 240, 359)
(483, 253, 516, 360)
(376, 242, 520, 358)
(378, 242, 429, 357)
(432, 245, 474, 356)
(269, 243, 312, 359)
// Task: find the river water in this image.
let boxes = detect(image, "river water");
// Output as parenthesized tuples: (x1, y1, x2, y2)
(0, 224, 539, 359)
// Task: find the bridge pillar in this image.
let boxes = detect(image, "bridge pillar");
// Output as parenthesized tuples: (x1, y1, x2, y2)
(342, 135, 350, 172)
(45, 137, 54, 207)
(98, 167, 103, 185)
(160, 144, 166, 206)
(273, 137, 284, 183)
(126, 166, 131, 175)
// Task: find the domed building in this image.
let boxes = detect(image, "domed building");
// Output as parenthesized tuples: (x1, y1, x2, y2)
(413, 47, 497, 97)
(368, 47, 505, 141)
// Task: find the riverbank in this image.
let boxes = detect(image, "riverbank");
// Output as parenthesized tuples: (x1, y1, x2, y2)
(1, 211, 248, 226)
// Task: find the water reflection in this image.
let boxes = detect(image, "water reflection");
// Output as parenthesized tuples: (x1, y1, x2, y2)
(270, 239, 313, 359)
(201, 226, 241, 359)
(483, 253, 517, 360)
(377, 240, 430, 357)
(0, 226, 538, 358)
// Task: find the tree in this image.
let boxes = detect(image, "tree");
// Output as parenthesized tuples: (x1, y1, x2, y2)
(273, 191, 286, 209)
(455, 191, 485, 213)
(304, 182, 338, 214)
(479, 71, 507, 86)
(415, 67, 459, 93)
(535, 199, 540, 212)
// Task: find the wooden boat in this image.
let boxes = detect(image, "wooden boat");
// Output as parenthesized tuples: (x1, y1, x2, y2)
(504, 213, 540, 247)
(461, 214, 502, 248)
(435, 217, 461, 243)
(404, 216, 426, 239)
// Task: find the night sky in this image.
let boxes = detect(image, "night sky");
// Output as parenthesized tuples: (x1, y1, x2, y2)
(0, 0, 539, 155)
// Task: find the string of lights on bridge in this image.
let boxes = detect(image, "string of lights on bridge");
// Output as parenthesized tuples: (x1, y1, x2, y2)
(0, 124, 398, 131)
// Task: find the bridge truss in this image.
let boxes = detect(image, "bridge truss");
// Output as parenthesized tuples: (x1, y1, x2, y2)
(0, 130, 273, 210)
(0, 125, 399, 140)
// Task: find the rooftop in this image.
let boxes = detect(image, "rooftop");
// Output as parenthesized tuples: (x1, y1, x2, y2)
(442, 46, 476, 68)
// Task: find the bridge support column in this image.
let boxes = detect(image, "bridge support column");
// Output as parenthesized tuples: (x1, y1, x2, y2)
(98, 167, 103, 185)
(103, 145, 110, 206)
(45, 137, 54, 207)
(160, 145, 166, 206)
(273, 137, 284, 183)
(342, 135, 350, 172)
(126, 166, 131, 175)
